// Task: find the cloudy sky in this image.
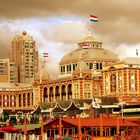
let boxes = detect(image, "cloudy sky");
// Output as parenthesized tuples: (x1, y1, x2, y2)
(0, 0, 140, 76)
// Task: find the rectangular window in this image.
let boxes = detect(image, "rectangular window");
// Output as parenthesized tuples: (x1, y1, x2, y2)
(130, 73, 135, 92)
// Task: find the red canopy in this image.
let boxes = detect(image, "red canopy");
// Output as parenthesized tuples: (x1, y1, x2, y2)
(0, 125, 21, 132)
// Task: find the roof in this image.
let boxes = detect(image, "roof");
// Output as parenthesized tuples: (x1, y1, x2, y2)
(3, 109, 33, 114)
(60, 48, 119, 65)
(40, 98, 119, 112)
(40, 102, 56, 110)
(122, 57, 140, 65)
(59, 34, 119, 65)
(31, 104, 43, 115)
(99, 97, 119, 105)
(74, 99, 92, 107)
(58, 100, 72, 109)
(0, 82, 32, 90)
(63, 118, 139, 127)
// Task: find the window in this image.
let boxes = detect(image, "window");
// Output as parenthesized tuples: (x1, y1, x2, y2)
(63, 66, 65, 72)
(69, 65, 71, 71)
(110, 74, 116, 92)
(100, 63, 102, 70)
(130, 73, 135, 91)
(89, 63, 93, 69)
(23, 94, 26, 107)
(27, 93, 30, 106)
(18, 95, 21, 106)
(96, 63, 102, 70)
(96, 63, 99, 70)
(73, 64, 75, 71)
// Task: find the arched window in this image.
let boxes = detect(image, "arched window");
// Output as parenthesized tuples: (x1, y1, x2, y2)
(70, 65, 71, 71)
(73, 64, 75, 71)
(3, 95, 9, 107)
(19, 94, 21, 107)
(62, 85, 66, 100)
(100, 63, 102, 70)
(61, 66, 63, 73)
(68, 84, 72, 100)
(49, 87, 53, 102)
(89, 63, 93, 69)
(43, 87, 48, 102)
(55, 86, 60, 100)
(96, 63, 99, 70)
(110, 74, 116, 92)
(10, 95, 16, 107)
(63, 66, 65, 72)
(23, 94, 26, 107)
(27, 93, 30, 106)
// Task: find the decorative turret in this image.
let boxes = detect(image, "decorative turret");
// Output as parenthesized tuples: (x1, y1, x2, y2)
(78, 33, 102, 49)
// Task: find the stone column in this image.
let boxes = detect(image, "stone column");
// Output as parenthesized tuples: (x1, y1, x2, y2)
(126, 69, 129, 94)
(137, 69, 139, 95)
(16, 93, 19, 108)
(65, 65, 67, 74)
(60, 87, 62, 100)
(66, 85, 68, 101)
(53, 86, 56, 102)
(30, 92, 32, 107)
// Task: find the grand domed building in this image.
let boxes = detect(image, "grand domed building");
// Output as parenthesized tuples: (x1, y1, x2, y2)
(0, 32, 140, 119)
(59, 34, 119, 77)
(37, 33, 120, 103)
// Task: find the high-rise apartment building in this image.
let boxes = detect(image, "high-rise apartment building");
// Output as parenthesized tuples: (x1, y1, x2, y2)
(10, 31, 39, 83)
(0, 58, 16, 83)
(0, 59, 10, 82)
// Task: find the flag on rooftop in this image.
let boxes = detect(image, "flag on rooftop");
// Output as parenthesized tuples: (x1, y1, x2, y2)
(43, 52, 48, 57)
(90, 15, 98, 22)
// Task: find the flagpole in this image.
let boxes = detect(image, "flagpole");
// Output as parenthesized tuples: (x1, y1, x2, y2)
(100, 113, 103, 137)
(40, 52, 48, 84)
(88, 14, 98, 34)
(59, 115, 62, 137)
(24, 116, 27, 140)
(41, 116, 44, 140)
(78, 117, 82, 140)
(117, 117, 120, 135)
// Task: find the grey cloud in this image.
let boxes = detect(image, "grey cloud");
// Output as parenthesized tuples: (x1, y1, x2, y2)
(0, 0, 140, 75)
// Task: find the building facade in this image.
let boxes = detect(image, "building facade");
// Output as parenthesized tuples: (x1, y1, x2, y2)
(10, 31, 39, 83)
(0, 59, 10, 82)
(36, 34, 121, 103)
(1, 32, 140, 114)
(0, 58, 15, 83)
(102, 57, 140, 103)
(0, 83, 34, 111)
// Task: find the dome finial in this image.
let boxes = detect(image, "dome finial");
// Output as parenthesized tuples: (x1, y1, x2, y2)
(22, 31, 27, 35)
